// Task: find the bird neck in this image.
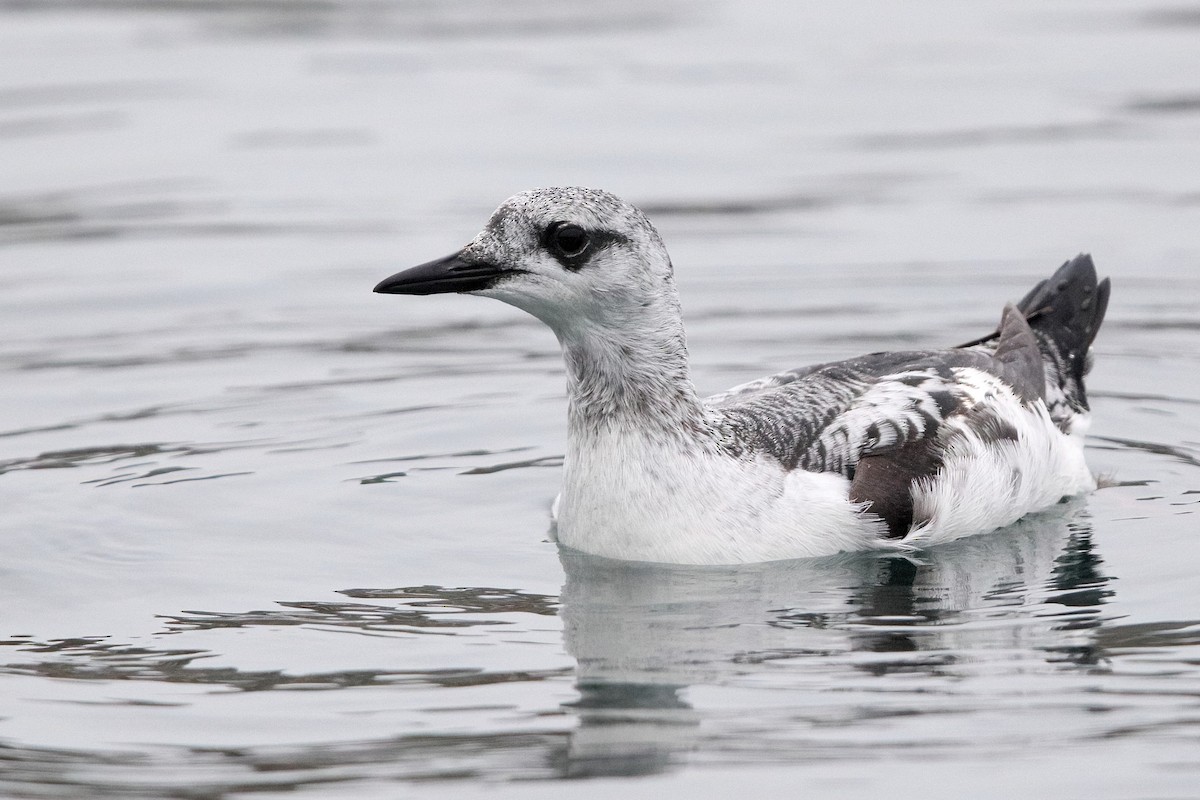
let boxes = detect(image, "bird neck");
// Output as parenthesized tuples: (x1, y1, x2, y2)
(555, 301, 709, 439)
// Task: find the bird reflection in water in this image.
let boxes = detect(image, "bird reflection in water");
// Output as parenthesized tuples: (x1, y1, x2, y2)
(555, 505, 1113, 775)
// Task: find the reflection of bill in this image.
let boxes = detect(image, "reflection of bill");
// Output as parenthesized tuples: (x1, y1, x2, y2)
(556, 504, 1111, 776)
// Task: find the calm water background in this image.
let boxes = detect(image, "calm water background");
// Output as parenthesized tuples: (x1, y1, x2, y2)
(1, 2, 1199, 797)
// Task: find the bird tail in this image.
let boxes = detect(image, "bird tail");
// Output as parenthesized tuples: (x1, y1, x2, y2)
(1016, 253, 1110, 418)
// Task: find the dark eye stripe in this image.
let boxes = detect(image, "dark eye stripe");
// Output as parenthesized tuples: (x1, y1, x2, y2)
(541, 222, 628, 271)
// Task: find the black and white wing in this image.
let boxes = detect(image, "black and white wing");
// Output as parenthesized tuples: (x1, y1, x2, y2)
(710, 305, 1046, 538)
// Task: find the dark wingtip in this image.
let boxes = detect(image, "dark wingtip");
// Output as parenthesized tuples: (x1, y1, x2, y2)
(963, 253, 1108, 351)
(1020, 252, 1111, 403)
(1073, 252, 1096, 276)
(993, 302, 1045, 403)
(1053, 253, 1098, 288)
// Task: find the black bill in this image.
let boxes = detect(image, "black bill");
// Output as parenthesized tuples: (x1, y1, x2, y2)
(373, 251, 507, 296)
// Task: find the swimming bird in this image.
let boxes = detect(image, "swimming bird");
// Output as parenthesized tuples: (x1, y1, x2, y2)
(374, 187, 1109, 565)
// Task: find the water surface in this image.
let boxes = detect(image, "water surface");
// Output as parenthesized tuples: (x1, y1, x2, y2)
(1, 2, 1198, 797)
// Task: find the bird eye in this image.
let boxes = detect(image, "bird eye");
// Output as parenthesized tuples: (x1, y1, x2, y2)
(546, 222, 590, 260)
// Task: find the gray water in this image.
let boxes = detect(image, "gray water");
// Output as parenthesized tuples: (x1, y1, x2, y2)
(1, 2, 1199, 798)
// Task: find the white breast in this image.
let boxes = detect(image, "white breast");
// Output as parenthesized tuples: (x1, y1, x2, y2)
(553, 429, 886, 564)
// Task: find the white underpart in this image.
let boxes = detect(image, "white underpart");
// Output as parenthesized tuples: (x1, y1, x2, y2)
(904, 368, 1095, 548)
(554, 429, 889, 564)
